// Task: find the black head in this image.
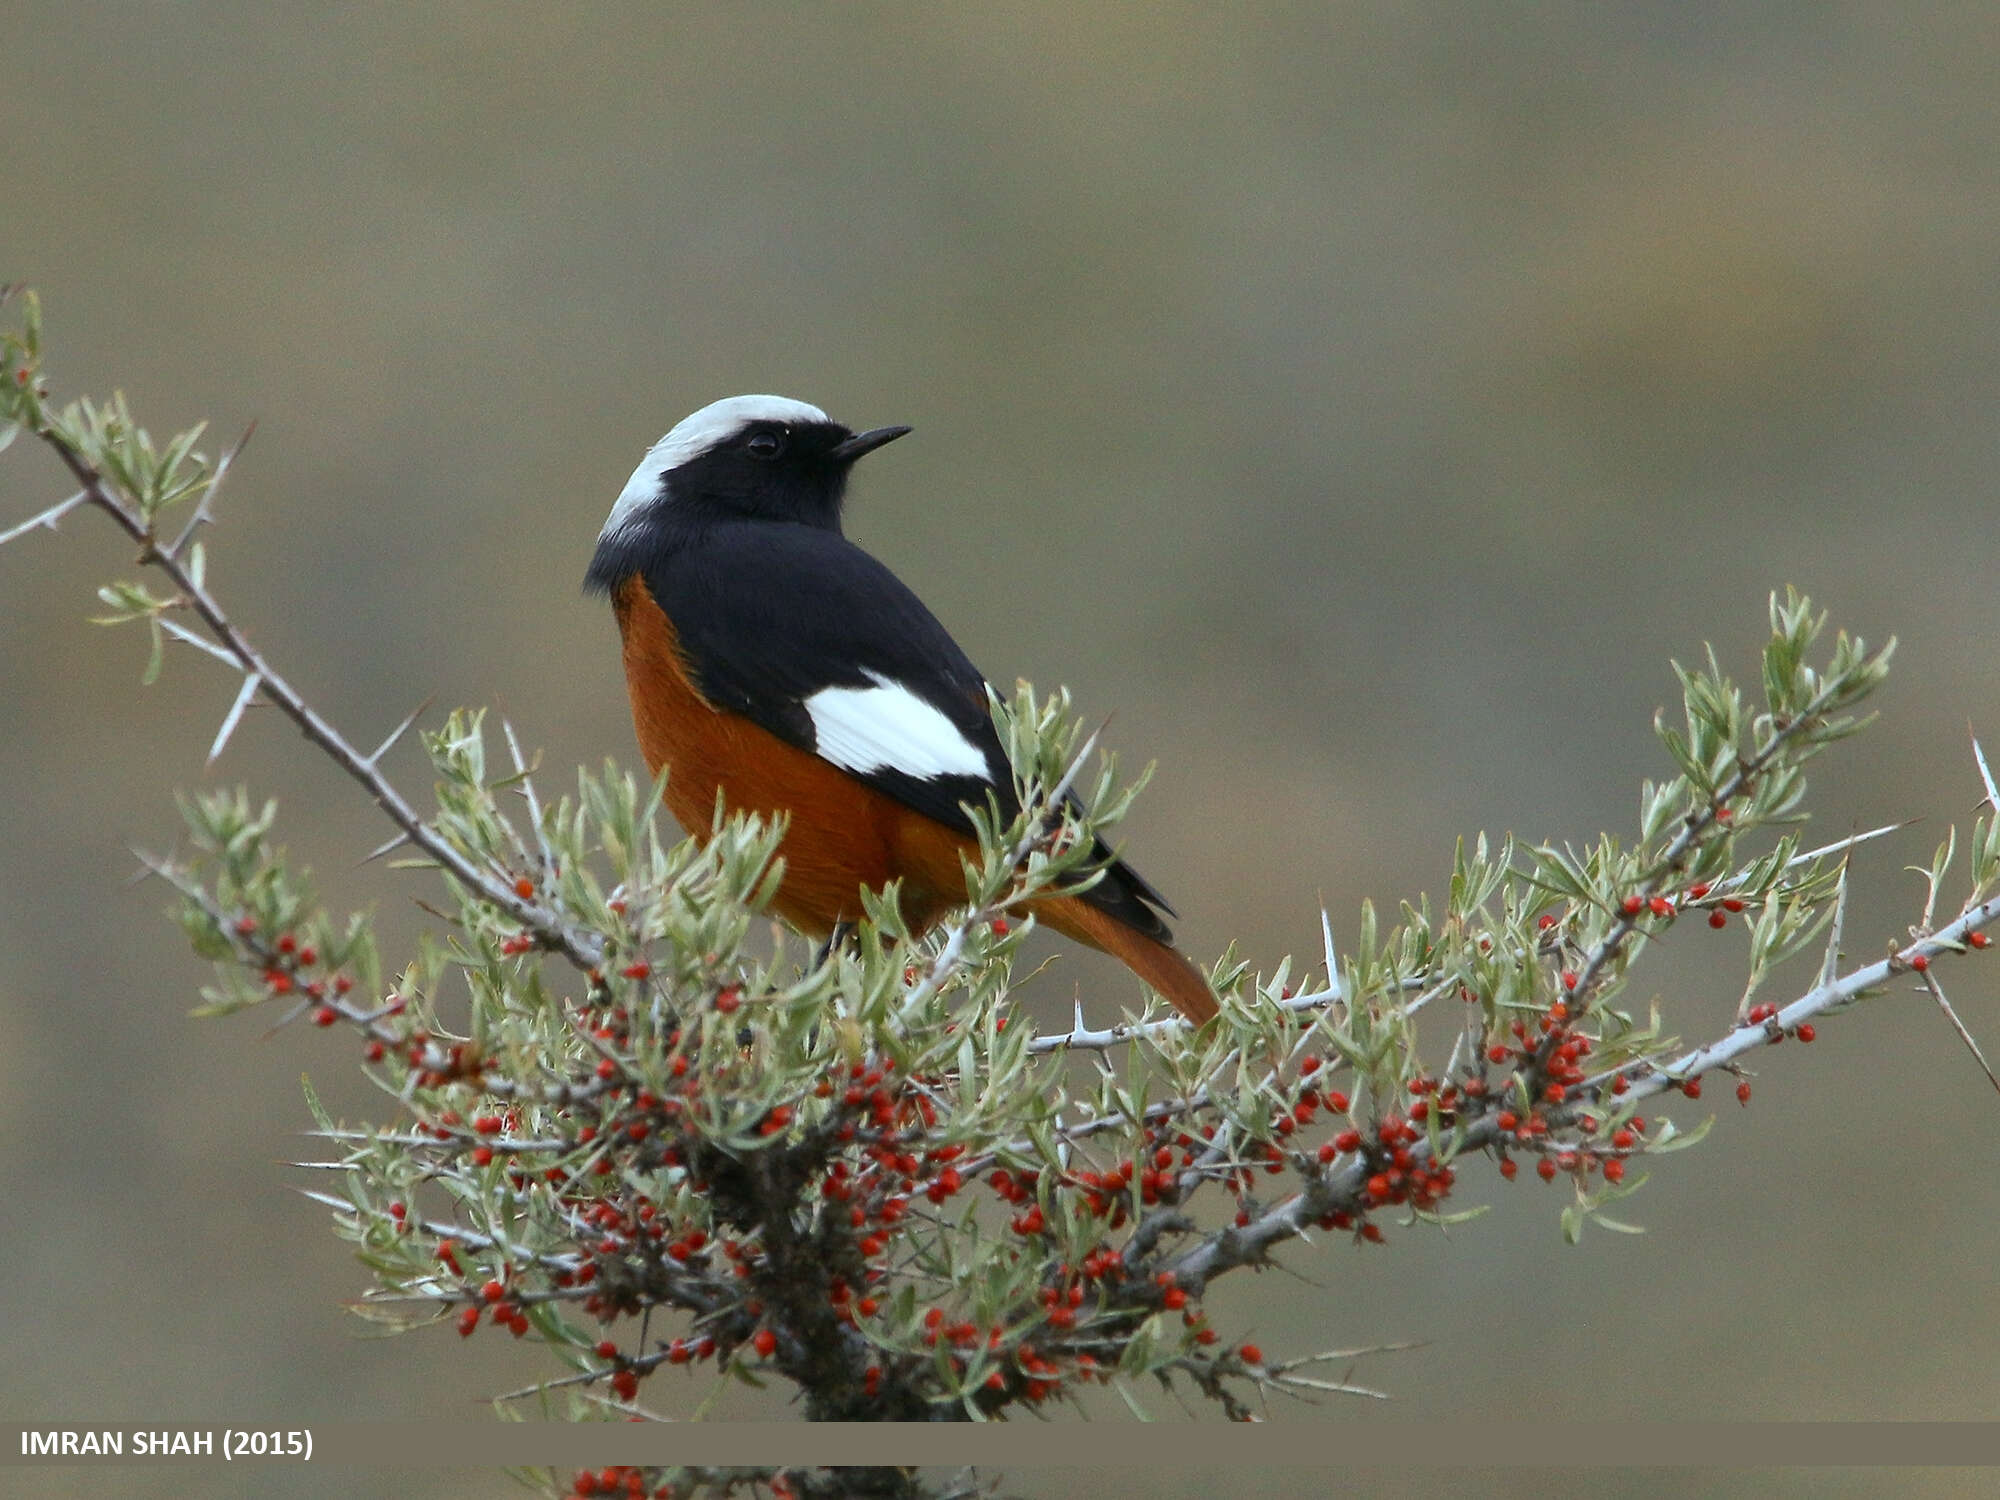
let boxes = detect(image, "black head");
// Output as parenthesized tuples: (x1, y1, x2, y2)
(586, 394, 908, 591)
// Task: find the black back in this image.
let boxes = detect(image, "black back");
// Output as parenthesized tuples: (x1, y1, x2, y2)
(587, 418, 1178, 944)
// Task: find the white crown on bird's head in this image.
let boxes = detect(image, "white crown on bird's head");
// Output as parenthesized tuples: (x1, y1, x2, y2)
(600, 394, 834, 542)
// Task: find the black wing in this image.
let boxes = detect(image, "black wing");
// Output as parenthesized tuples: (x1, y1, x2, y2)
(638, 521, 1177, 939)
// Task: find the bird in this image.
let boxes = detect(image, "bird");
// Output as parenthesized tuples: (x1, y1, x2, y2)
(584, 394, 1217, 1025)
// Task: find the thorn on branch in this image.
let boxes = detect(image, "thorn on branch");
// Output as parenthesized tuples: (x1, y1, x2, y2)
(366, 695, 435, 769)
(155, 616, 236, 667)
(167, 416, 255, 560)
(358, 829, 413, 867)
(1916, 966, 2000, 1097)
(1972, 730, 1998, 815)
(0, 489, 88, 548)
(207, 671, 262, 764)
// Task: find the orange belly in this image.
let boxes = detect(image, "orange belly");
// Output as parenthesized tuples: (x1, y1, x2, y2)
(611, 575, 974, 936)
(609, 575, 1219, 1024)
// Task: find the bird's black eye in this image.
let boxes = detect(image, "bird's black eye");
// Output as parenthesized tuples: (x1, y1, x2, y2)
(746, 430, 785, 459)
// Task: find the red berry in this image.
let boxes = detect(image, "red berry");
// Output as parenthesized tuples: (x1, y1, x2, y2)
(1911, 953, 1930, 972)
(456, 1306, 480, 1337)
(1970, 932, 1991, 949)
(1536, 1158, 1557, 1182)
(1708, 911, 1727, 929)
(515, 877, 535, 899)
(596, 1339, 618, 1359)
(1686, 883, 1710, 899)
(1538, 913, 1558, 930)
(1736, 1081, 1752, 1105)
(1649, 896, 1674, 918)
(1162, 1288, 1187, 1310)
(1621, 895, 1643, 915)
(610, 1370, 638, 1401)
(1723, 897, 1745, 912)
(310, 1005, 335, 1027)
(1239, 1344, 1263, 1365)
(621, 962, 650, 980)
(481, 1279, 505, 1303)
(1499, 1158, 1517, 1180)
(752, 1328, 777, 1357)
(1612, 1128, 1635, 1149)
(1796, 1023, 1816, 1042)
(991, 918, 1010, 936)
(1681, 1078, 1702, 1099)
(1602, 1158, 1626, 1183)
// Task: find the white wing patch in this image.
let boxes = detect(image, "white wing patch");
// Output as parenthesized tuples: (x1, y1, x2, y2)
(600, 394, 831, 543)
(805, 671, 992, 782)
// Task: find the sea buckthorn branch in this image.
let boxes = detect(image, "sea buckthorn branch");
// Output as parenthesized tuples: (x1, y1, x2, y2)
(1007, 825, 1895, 1152)
(891, 695, 1132, 1029)
(11, 288, 2000, 1460)
(1154, 873, 2000, 1293)
(0, 290, 604, 972)
(992, 615, 1983, 1320)
(208, 694, 1145, 1427)
(1132, 754, 2000, 1291)
(1541, 601, 1891, 1018)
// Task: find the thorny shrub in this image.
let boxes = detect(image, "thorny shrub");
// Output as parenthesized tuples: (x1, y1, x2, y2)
(7, 289, 2000, 1497)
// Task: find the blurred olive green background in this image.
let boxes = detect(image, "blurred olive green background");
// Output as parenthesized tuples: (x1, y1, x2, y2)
(4, 5, 1998, 1498)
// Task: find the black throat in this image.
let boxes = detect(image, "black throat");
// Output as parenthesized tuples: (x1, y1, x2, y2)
(584, 491, 849, 596)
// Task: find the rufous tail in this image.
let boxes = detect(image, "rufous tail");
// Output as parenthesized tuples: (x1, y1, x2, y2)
(1032, 895, 1220, 1026)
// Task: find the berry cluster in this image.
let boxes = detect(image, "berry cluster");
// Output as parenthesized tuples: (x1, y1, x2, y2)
(199, 770, 1999, 1423)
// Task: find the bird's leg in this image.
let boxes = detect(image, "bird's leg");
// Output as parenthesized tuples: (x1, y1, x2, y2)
(812, 921, 858, 970)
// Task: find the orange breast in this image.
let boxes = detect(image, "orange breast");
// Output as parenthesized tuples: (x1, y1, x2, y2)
(610, 575, 975, 936)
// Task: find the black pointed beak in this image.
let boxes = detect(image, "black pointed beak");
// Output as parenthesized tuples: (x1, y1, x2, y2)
(828, 424, 912, 463)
